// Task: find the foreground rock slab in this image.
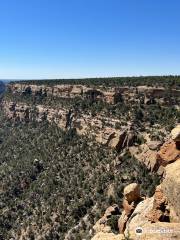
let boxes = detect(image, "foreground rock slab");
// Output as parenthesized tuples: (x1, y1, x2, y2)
(92, 222, 180, 240)
(91, 232, 124, 240)
(171, 125, 180, 142)
(162, 160, 180, 222)
(157, 140, 180, 166)
(131, 222, 180, 240)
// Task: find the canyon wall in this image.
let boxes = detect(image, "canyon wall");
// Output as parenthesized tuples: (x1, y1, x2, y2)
(8, 83, 180, 104)
(92, 127, 180, 240)
(2, 82, 180, 173)
(1, 81, 180, 239)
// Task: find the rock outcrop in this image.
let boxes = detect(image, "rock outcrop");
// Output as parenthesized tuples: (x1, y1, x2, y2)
(149, 125, 180, 170)
(93, 204, 120, 235)
(125, 197, 154, 234)
(97, 127, 136, 151)
(162, 160, 180, 222)
(171, 124, 180, 142)
(123, 183, 140, 204)
(132, 222, 180, 240)
(129, 144, 158, 172)
(157, 136, 180, 167)
(92, 222, 180, 240)
(91, 232, 124, 240)
(92, 149, 180, 239)
(118, 183, 141, 233)
(146, 185, 169, 223)
(147, 140, 162, 151)
(2, 101, 137, 153)
(8, 82, 180, 105)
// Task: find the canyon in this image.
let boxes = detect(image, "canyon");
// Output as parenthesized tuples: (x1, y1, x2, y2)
(0, 77, 179, 240)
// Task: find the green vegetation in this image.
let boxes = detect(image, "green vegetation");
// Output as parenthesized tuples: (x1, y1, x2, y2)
(0, 112, 160, 239)
(11, 75, 180, 88)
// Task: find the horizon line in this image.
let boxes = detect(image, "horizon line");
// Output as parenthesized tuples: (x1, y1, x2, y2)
(1, 74, 180, 81)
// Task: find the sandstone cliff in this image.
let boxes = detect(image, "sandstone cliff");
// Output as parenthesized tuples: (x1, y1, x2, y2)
(1, 80, 179, 239)
(8, 82, 180, 105)
(92, 126, 180, 240)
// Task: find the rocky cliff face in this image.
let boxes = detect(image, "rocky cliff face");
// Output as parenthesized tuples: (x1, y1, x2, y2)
(2, 81, 180, 171)
(2, 100, 137, 152)
(8, 82, 180, 105)
(3, 99, 173, 174)
(92, 126, 180, 240)
(1, 80, 180, 239)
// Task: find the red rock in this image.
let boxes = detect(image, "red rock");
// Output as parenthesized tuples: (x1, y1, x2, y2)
(157, 140, 180, 167)
(146, 185, 169, 223)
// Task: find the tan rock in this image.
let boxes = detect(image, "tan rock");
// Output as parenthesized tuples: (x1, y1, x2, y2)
(124, 183, 140, 203)
(125, 197, 154, 234)
(93, 222, 180, 239)
(104, 204, 120, 218)
(162, 160, 180, 221)
(93, 205, 120, 234)
(118, 183, 141, 234)
(91, 232, 124, 240)
(131, 222, 180, 240)
(93, 219, 111, 234)
(146, 185, 169, 223)
(171, 125, 180, 142)
(108, 130, 126, 150)
(122, 199, 135, 216)
(129, 145, 158, 172)
(118, 210, 129, 233)
(157, 140, 180, 167)
(147, 141, 162, 150)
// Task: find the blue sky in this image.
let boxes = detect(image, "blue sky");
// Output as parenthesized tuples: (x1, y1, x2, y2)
(0, 0, 180, 79)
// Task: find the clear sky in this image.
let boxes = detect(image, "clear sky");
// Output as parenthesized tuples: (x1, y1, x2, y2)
(0, 0, 180, 79)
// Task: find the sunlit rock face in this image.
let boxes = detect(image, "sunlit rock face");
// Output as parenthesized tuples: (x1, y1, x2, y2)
(7, 82, 180, 105)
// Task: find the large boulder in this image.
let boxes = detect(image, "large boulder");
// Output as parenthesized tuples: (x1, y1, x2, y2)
(162, 160, 180, 222)
(157, 140, 180, 167)
(124, 183, 140, 203)
(97, 127, 135, 152)
(107, 130, 127, 150)
(156, 126, 180, 167)
(125, 197, 154, 234)
(125, 185, 170, 235)
(171, 125, 180, 142)
(118, 183, 141, 233)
